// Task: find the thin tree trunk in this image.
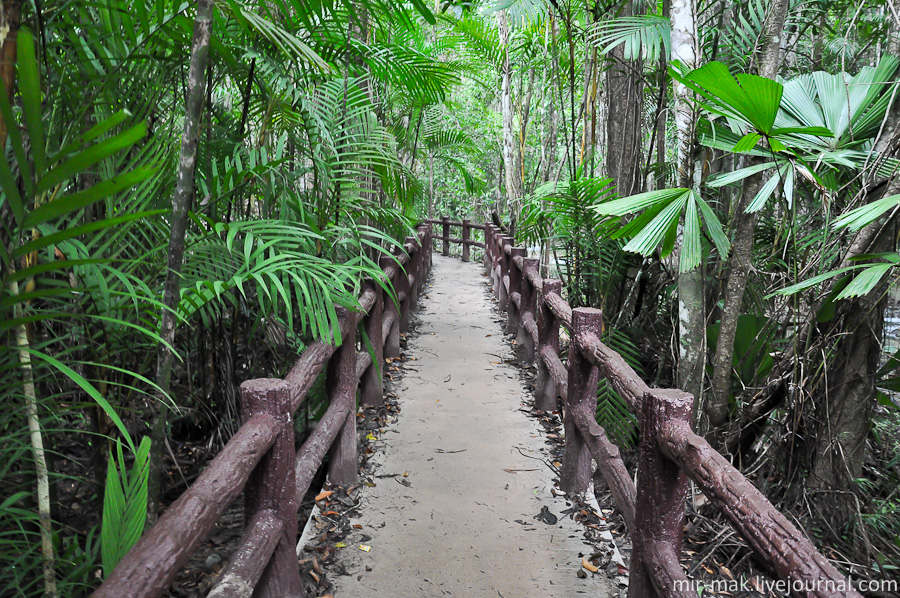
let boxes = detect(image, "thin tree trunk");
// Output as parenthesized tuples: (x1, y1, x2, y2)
(707, 0, 790, 436)
(539, 15, 560, 185)
(669, 0, 704, 403)
(0, 0, 22, 149)
(10, 277, 58, 597)
(604, 0, 643, 197)
(148, 0, 216, 521)
(498, 9, 519, 221)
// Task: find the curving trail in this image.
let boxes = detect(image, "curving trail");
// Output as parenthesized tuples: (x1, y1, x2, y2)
(330, 255, 611, 598)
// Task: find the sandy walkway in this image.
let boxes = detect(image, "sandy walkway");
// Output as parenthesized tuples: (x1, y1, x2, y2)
(328, 255, 611, 598)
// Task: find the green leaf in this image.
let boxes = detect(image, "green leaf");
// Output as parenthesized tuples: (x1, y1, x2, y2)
(695, 193, 731, 258)
(593, 187, 689, 216)
(17, 29, 45, 179)
(834, 263, 893, 300)
(732, 133, 761, 153)
(706, 161, 775, 187)
(36, 122, 149, 195)
(102, 436, 151, 577)
(770, 126, 833, 136)
(23, 348, 135, 453)
(24, 166, 157, 228)
(683, 61, 783, 134)
(622, 191, 690, 257)
(832, 194, 900, 232)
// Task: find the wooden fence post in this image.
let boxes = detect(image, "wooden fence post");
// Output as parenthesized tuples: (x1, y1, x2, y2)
(240, 379, 302, 598)
(535, 279, 561, 412)
(462, 219, 471, 262)
(405, 236, 418, 313)
(417, 225, 430, 291)
(397, 247, 411, 333)
(492, 228, 503, 300)
(560, 307, 602, 494)
(628, 389, 693, 598)
(516, 257, 539, 363)
(506, 247, 526, 335)
(482, 224, 491, 273)
(498, 236, 512, 311)
(442, 216, 450, 256)
(360, 279, 384, 407)
(380, 256, 401, 360)
(327, 309, 358, 487)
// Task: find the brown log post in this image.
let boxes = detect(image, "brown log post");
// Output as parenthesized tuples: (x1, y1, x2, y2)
(560, 307, 602, 494)
(628, 389, 693, 598)
(397, 248, 411, 333)
(426, 223, 433, 267)
(658, 423, 862, 598)
(462, 219, 471, 262)
(327, 308, 358, 487)
(239, 379, 302, 598)
(482, 223, 492, 273)
(492, 228, 503, 300)
(417, 225, 430, 292)
(535, 279, 562, 412)
(405, 236, 418, 312)
(442, 216, 450, 256)
(380, 255, 401, 360)
(498, 236, 512, 311)
(360, 279, 384, 407)
(506, 247, 525, 335)
(516, 257, 539, 364)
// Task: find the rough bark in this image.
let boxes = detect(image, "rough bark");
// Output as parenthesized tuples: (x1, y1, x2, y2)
(538, 16, 559, 185)
(497, 9, 519, 215)
(0, 0, 22, 149)
(149, 0, 216, 520)
(604, 0, 643, 197)
(669, 0, 705, 406)
(707, 0, 789, 436)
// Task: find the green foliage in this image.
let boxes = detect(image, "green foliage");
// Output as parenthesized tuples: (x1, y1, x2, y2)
(589, 15, 671, 63)
(593, 188, 730, 272)
(101, 437, 151, 577)
(596, 328, 644, 448)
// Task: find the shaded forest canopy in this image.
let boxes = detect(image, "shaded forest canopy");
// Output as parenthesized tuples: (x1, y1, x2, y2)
(1, 0, 900, 594)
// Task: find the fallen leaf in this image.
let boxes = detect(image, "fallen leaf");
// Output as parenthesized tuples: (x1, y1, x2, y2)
(402, 471, 409, 477)
(352, 524, 363, 529)
(582, 558, 599, 573)
(322, 510, 340, 516)
(309, 571, 320, 584)
(335, 542, 347, 548)
(315, 490, 333, 502)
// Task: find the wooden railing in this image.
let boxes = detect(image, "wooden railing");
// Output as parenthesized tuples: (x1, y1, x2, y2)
(92, 224, 433, 598)
(423, 217, 485, 262)
(481, 223, 860, 598)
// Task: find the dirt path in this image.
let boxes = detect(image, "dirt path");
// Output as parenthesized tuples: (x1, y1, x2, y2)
(329, 255, 612, 597)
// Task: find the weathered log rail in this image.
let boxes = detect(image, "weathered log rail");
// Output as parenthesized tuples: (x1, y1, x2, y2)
(479, 221, 860, 598)
(423, 217, 485, 262)
(92, 225, 433, 598)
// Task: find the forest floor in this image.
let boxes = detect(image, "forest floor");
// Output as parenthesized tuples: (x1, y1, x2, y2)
(315, 255, 617, 598)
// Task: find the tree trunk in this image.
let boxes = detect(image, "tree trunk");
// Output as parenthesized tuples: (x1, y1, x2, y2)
(148, 0, 216, 521)
(707, 0, 789, 437)
(497, 9, 520, 218)
(0, 0, 22, 149)
(669, 0, 704, 403)
(604, 0, 643, 197)
(810, 256, 887, 529)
